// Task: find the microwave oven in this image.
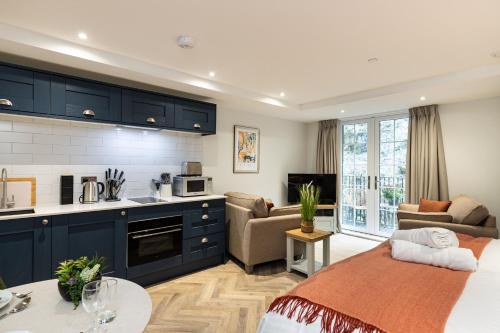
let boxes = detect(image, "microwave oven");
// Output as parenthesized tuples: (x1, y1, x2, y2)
(172, 176, 208, 197)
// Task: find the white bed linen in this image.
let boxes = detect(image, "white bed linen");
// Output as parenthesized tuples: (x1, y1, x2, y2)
(257, 239, 500, 333)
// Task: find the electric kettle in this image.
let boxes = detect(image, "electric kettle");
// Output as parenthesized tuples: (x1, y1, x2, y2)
(79, 179, 104, 204)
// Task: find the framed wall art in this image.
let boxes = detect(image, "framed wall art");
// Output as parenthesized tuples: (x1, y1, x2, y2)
(233, 125, 260, 173)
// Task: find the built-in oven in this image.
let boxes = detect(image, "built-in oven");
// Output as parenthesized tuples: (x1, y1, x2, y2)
(127, 215, 183, 267)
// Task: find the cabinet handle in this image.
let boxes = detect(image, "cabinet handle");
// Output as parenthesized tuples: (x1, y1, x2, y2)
(41, 219, 49, 225)
(202, 214, 209, 220)
(146, 117, 156, 124)
(193, 123, 201, 129)
(0, 99, 13, 106)
(121, 210, 126, 216)
(82, 109, 95, 118)
(202, 202, 209, 208)
(201, 237, 209, 244)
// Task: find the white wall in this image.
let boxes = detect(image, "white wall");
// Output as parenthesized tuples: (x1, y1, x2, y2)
(440, 96, 500, 217)
(0, 115, 202, 204)
(202, 106, 309, 206)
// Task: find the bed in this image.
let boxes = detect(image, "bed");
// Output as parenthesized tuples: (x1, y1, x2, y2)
(258, 237, 500, 333)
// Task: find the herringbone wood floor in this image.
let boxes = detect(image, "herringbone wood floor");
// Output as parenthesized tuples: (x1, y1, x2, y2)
(145, 234, 380, 333)
(145, 259, 303, 333)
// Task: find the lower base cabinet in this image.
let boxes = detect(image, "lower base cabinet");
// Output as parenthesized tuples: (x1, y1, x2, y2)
(0, 199, 225, 288)
(51, 210, 127, 278)
(0, 217, 52, 287)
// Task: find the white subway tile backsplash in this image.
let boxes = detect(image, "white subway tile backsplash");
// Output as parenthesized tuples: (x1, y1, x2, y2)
(3, 116, 201, 204)
(0, 132, 33, 143)
(13, 121, 52, 134)
(0, 143, 11, 153)
(33, 134, 71, 145)
(13, 143, 52, 154)
(0, 121, 12, 131)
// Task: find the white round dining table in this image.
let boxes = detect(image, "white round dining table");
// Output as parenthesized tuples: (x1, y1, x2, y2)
(1, 278, 152, 333)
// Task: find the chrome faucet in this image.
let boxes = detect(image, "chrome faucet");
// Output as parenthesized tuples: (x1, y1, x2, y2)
(1, 168, 7, 209)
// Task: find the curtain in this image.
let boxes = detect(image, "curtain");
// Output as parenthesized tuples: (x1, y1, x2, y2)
(316, 119, 340, 232)
(406, 105, 449, 203)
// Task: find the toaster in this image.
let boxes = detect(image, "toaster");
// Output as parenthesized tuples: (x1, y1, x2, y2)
(181, 161, 202, 176)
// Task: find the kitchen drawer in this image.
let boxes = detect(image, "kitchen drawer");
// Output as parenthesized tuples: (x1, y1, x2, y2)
(0, 65, 50, 114)
(174, 100, 216, 134)
(183, 210, 224, 239)
(127, 203, 182, 222)
(51, 76, 121, 122)
(183, 199, 225, 212)
(122, 89, 174, 128)
(183, 231, 225, 263)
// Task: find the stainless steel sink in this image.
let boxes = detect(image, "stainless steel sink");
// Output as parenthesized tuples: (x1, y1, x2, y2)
(0, 208, 35, 217)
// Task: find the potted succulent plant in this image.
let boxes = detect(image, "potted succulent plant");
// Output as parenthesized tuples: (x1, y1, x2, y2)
(299, 183, 321, 233)
(55, 255, 105, 309)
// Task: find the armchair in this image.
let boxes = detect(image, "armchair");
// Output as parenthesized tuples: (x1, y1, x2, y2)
(225, 192, 305, 273)
(397, 197, 498, 239)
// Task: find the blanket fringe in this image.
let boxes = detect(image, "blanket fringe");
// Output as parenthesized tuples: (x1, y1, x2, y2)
(268, 296, 384, 333)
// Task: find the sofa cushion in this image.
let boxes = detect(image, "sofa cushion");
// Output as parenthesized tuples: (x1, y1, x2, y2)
(269, 205, 301, 217)
(224, 192, 269, 218)
(418, 198, 452, 212)
(447, 195, 489, 226)
(397, 211, 453, 223)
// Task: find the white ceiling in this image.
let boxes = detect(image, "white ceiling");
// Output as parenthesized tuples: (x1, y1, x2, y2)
(0, 0, 500, 122)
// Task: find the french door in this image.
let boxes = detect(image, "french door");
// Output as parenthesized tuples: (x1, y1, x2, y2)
(340, 114, 409, 236)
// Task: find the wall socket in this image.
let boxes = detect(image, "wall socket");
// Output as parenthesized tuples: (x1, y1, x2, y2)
(81, 176, 97, 184)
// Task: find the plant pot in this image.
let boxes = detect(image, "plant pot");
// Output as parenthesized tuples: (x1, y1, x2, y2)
(57, 274, 102, 303)
(301, 220, 314, 233)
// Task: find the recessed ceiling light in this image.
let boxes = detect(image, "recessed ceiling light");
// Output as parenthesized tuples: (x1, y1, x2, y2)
(279, 92, 285, 97)
(420, 96, 426, 101)
(368, 57, 378, 63)
(77, 32, 88, 40)
(209, 71, 215, 77)
(177, 35, 194, 49)
(340, 110, 345, 113)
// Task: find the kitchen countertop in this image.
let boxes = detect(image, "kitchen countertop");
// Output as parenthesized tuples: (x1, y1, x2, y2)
(0, 194, 226, 221)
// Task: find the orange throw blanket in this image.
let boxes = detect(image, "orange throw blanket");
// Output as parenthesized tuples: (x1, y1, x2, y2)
(268, 234, 491, 333)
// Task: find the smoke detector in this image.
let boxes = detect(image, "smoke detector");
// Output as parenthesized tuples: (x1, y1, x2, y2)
(177, 35, 194, 49)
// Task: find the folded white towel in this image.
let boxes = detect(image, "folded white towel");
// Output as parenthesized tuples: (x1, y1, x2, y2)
(391, 239, 477, 271)
(391, 227, 459, 249)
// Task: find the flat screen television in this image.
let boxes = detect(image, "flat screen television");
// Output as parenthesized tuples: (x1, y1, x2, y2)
(287, 173, 336, 204)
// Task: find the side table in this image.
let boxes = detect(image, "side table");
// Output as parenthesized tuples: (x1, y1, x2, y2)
(286, 228, 332, 277)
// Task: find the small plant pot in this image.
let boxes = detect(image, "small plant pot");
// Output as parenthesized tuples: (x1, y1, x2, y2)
(301, 220, 314, 233)
(57, 274, 102, 303)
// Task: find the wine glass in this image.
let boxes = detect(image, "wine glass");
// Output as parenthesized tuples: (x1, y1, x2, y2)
(98, 278, 118, 324)
(81, 281, 107, 333)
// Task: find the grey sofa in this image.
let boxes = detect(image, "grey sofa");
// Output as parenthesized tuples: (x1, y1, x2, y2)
(397, 195, 498, 239)
(225, 192, 305, 273)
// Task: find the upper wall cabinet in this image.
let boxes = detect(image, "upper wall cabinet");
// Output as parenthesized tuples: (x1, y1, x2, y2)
(175, 100, 216, 134)
(0, 63, 216, 135)
(0, 65, 51, 115)
(51, 76, 121, 122)
(122, 89, 175, 129)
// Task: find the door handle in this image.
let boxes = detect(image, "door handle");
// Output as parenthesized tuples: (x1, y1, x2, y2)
(201, 237, 209, 244)
(82, 109, 95, 118)
(374, 176, 378, 190)
(0, 99, 13, 106)
(202, 214, 209, 220)
(193, 123, 201, 129)
(146, 117, 156, 124)
(202, 202, 209, 208)
(367, 176, 371, 190)
(131, 228, 182, 239)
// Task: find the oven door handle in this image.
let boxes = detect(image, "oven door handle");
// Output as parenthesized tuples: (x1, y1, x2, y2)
(131, 228, 182, 240)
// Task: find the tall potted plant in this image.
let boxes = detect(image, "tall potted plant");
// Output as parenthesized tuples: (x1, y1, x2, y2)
(299, 183, 320, 233)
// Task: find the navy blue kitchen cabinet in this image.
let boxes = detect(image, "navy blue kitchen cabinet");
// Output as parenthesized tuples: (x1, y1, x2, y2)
(50, 76, 121, 122)
(0, 217, 52, 288)
(0, 65, 51, 115)
(175, 100, 216, 134)
(51, 209, 127, 278)
(0, 62, 217, 134)
(122, 89, 175, 128)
